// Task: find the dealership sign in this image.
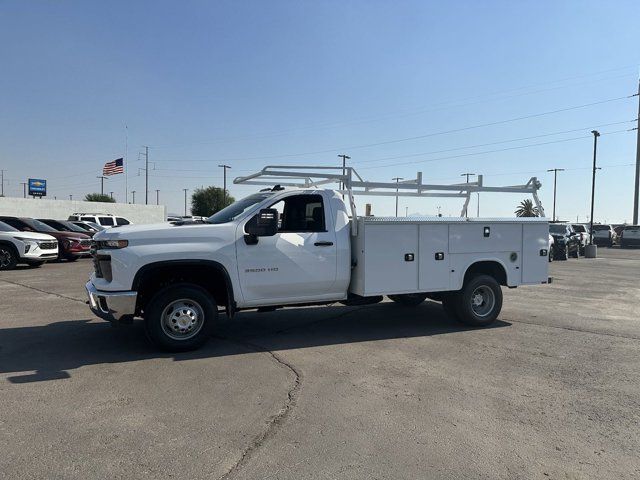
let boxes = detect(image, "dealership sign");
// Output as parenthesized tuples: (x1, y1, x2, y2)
(28, 178, 47, 197)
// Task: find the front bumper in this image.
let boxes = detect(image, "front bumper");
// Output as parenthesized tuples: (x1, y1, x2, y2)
(86, 281, 137, 322)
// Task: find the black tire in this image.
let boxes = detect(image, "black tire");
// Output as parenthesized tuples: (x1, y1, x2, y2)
(388, 293, 428, 307)
(572, 247, 579, 259)
(144, 283, 217, 352)
(548, 246, 554, 262)
(454, 275, 503, 327)
(558, 247, 569, 261)
(26, 260, 45, 268)
(0, 243, 18, 271)
(441, 293, 460, 320)
(65, 255, 79, 262)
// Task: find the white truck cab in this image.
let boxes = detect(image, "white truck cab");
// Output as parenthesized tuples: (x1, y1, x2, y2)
(68, 213, 131, 228)
(86, 166, 550, 351)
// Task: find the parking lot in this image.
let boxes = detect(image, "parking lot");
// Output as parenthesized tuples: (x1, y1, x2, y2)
(1, 249, 639, 480)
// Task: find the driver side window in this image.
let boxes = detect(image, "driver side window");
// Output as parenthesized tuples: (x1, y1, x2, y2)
(269, 194, 326, 233)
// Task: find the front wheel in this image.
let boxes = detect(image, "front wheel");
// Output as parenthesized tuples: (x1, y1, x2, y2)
(0, 245, 18, 271)
(144, 283, 217, 351)
(26, 260, 45, 268)
(454, 275, 503, 327)
(388, 293, 428, 307)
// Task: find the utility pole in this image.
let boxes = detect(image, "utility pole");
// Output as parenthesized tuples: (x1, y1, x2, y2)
(131, 190, 136, 204)
(589, 130, 600, 245)
(97, 176, 107, 195)
(218, 164, 231, 206)
(20, 182, 27, 198)
(109, 191, 114, 200)
(633, 79, 640, 224)
(155, 189, 160, 205)
(546, 168, 565, 222)
(183, 188, 188, 216)
(460, 173, 476, 218)
(392, 177, 403, 216)
(0, 170, 4, 197)
(144, 146, 149, 205)
(69, 194, 73, 200)
(405, 206, 408, 217)
(338, 154, 350, 196)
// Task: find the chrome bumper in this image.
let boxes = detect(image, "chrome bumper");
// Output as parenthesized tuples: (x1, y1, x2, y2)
(86, 281, 137, 322)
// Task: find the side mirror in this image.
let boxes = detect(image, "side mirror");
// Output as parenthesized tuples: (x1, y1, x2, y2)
(245, 208, 278, 244)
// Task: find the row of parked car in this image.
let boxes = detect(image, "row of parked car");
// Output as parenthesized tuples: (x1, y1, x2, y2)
(0, 213, 131, 271)
(548, 222, 640, 261)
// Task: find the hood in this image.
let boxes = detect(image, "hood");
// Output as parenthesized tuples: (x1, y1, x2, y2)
(0, 231, 57, 241)
(39, 230, 90, 240)
(94, 221, 237, 244)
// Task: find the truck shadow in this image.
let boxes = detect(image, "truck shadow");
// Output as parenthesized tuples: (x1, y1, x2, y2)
(0, 302, 510, 384)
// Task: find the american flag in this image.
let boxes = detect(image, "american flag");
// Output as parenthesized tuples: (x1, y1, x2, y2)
(103, 158, 124, 176)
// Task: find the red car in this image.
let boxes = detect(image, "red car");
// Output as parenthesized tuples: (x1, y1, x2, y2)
(0, 216, 91, 261)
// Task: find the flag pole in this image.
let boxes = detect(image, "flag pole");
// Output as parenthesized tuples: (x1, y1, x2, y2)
(124, 125, 128, 204)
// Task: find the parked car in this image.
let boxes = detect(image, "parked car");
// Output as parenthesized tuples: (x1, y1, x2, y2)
(68, 213, 131, 228)
(549, 223, 580, 260)
(0, 220, 58, 270)
(591, 224, 618, 247)
(620, 225, 640, 248)
(570, 224, 589, 255)
(0, 216, 91, 261)
(37, 219, 98, 238)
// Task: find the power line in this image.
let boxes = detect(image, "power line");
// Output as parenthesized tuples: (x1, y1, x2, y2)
(358, 128, 631, 170)
(150, 94, 634, 164)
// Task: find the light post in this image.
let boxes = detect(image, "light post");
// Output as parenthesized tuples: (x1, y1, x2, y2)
(218, 165, 231, 206)
(131, 190, 136, 204)
(155, 189, 160, 205)
(183, 188, 188, 216)
(589, 130, 600, 246)
(392, 177, 403, 216)
(547, 168, 565, 222)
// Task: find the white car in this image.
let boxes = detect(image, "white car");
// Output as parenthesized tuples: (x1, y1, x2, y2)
(0, 220, 58, 270)
(620, 225, 640, 248)
(68, 213, 131, 228)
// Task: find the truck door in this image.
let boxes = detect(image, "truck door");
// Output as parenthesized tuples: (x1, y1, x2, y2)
(236, 193, 338, 305)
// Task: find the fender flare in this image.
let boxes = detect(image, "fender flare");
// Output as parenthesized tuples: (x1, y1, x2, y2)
(132, 259, 237, 316)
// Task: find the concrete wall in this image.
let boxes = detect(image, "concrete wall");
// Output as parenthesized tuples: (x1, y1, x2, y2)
(0, 197, 166, 224)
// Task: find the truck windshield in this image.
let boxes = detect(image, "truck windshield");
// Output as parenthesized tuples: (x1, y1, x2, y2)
(206, 193, 274, 224)
(592, 225, 610, 231)
(549, 225, 566, 234)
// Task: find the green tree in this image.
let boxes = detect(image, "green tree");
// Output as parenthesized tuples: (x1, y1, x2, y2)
(514, 199, 540, 217)
(191, 186, 235, 217)
(85, 193, 115, 203)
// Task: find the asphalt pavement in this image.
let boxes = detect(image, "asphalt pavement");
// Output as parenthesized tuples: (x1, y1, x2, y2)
(1, 249, 639, 479)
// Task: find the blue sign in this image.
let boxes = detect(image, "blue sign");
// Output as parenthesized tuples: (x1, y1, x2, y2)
(28, 178, 47, 197)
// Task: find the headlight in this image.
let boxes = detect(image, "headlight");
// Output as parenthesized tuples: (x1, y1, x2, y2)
(98, 240, 128, 249)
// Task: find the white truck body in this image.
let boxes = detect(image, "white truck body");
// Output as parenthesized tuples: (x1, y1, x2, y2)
(86, 186, 550, 350)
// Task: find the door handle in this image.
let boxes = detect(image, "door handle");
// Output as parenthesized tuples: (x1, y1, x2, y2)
(314, 241, 334, 246)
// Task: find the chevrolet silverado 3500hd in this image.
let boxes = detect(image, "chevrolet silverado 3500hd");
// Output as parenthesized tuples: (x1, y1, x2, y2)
(86, 166, 550, 351)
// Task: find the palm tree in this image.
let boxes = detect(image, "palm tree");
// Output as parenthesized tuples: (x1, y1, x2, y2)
(515, 199, 540, 217)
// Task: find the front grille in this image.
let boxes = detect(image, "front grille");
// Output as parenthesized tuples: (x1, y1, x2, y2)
(80, 239, 92, 248)
(93, 254, 112, 282)
(39, 241, 58, 250)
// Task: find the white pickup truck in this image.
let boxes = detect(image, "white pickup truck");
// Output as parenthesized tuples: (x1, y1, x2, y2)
(86, 168, 551, 351)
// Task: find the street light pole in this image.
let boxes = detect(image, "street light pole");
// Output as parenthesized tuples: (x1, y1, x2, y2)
(392, 177, 403, 216)
(633, 79, 640, 224)
(20, 182, 27, 198)
(131, 190, 136, 204)
(183, 188, 188, 216)
(338, 154, 350, 197)
(97, 176, 107, 195)
(155, 189, 160, 205)
(460, 173, 476, 218)
(589, 131, 600, 245)
(546, 168, 565, 222)
(109, 191, 114, 200)
(218, 164, 231, 206)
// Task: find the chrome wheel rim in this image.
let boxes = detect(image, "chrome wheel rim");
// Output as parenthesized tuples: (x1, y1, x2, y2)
(0, 248, 12, 268)
(161, 299, 205, 341)
(470, 286, 495, 318)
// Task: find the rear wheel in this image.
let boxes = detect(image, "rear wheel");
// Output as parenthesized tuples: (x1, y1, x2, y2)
(572, 247, 580, 259)
(0, 244, 18, 271)
(454, 275, 503, 327)
(388, 293, 428, 307)
(144, 283, 217, 352)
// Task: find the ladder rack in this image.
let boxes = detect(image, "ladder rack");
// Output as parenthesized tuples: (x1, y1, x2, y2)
(234, 165, 545, 233)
